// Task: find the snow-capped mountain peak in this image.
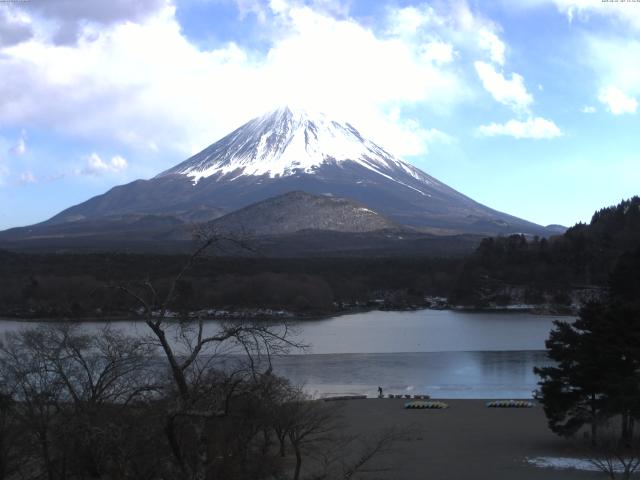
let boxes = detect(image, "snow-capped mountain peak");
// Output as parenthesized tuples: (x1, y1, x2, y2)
(29, 107, 549, 238)
(158, 106, 432, 188)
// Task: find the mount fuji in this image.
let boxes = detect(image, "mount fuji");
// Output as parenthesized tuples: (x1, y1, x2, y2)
(0, 107, 555, 252)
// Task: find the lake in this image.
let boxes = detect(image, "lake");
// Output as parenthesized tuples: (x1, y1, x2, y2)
(0, 309, 566, 399)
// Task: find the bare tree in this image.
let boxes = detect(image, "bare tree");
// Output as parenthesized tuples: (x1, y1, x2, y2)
(312, 426, 407, 480)
(115, 230, 299, 399)
(285, 398, 342, 480)
(0, 324, 160, 480)
(272, 392, 407, 480)
(1, 328, 68, 480)
(271, 383, 303, 458)
(0, 391, 19, 480)
(114, 228, 304, 480)
(588, 422, 640, 480)
(22, 324, 157, 406)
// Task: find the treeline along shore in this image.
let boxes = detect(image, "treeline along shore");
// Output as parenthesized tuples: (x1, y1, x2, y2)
(1, 196, 639, 321)
(0, 254, 456, 320)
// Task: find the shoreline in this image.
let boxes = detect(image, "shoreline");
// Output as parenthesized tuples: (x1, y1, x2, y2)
(0, 303, 576, 323)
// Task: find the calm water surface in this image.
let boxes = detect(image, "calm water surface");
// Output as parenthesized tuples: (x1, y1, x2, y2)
(294, 309, 558, 353)
(0, 309, 566, 398)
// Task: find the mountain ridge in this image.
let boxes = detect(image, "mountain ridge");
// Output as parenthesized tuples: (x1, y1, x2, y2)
(0, 106, 560, 252)
(207, 190, 399, 236)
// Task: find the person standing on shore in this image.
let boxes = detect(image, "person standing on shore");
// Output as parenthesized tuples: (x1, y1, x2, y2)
(378, 386, 383, 398)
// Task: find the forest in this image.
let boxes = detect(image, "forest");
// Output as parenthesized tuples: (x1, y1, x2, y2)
(1, 197, 639, 319)
(450, 196, 640, 308)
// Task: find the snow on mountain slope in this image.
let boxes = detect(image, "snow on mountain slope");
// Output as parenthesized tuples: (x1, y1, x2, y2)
(20, 105, 551, 238)
(158, 106, 435, 196)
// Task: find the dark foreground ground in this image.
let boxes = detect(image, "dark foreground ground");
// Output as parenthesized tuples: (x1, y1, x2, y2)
(335, 399, 598, 480)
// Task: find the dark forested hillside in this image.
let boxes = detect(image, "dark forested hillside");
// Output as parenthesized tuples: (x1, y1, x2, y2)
(450, 196, 640, 307)
(2, 197, 638, 319)
(0, 252, 460, 319)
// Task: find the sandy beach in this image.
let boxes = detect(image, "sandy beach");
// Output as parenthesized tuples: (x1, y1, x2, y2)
(334, 399, 599, 480)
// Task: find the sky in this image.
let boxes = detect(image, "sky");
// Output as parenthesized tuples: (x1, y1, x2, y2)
(0, 0, 639, 230)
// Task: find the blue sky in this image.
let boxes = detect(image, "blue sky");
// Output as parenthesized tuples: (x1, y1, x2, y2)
(0, 0, 639, 230)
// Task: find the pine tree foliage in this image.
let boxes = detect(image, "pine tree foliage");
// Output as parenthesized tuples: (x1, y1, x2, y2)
(535, 247, 640, 445)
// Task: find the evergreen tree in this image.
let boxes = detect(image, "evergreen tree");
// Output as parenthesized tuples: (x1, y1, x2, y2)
(534, 306, 609, 445)
(535, 299, 640, 445)
(610, 247, 640, 310)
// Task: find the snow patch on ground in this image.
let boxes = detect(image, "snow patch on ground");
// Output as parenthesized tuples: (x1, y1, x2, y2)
(526, 456, 629, 472)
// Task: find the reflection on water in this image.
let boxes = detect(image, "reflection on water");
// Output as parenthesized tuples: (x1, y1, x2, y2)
(0, 310, 564, 354)
(295, 309, 563, 353)
(0, 310, 563, 398)
(271, 351, 552, 399)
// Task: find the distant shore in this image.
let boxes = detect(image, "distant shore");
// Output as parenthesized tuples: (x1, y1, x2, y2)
(0, 299, 576, 323)
(334, 398, 596, 480)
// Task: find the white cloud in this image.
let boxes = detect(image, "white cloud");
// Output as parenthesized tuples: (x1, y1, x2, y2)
(0, 1, 482, 160)
(576, 34, 640, 117)
(420, 127, 454, 145)
(387, 2, 507, 66)
(386, 5, 438, 36)
(265, 6, 464, 114)
(306, 0, 351, 18)
(28, 0, 168, 45)
(0, 8, 33, 47)
(110, 154, 128, 170)
(19, 171, 37, 184)
(234, 0, 269, 22)
(581, 105, 596, 114)
(598, 86, 638, 115)
(585, 37, 640, 111)
(421, 41, 454, 65)
(474, 61, 533, 113)
(478, 117, 562, 139)
(79, 153, 129, 176)
(505, 2, 640, 119)
(544, 0, 640, 30)
(383, 107, 454, 155)
(9, 131, 27, 156)
(478, 28, 505, 66)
